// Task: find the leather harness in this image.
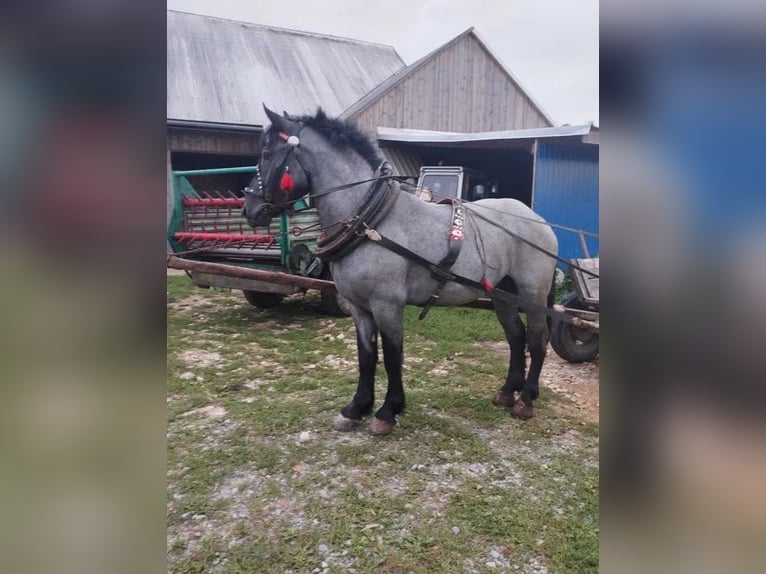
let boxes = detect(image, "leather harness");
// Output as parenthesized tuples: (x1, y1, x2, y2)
(314, 161, 400, 261)
(256, 130, 584, 326)
(417, 198, 465, 319)
(312, 162, 465, 319)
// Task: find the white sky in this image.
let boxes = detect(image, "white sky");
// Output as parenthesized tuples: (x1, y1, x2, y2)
(167, 0, 599, 126)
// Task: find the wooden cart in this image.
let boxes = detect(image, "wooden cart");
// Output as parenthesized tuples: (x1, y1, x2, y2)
(550, 258, 599, 363)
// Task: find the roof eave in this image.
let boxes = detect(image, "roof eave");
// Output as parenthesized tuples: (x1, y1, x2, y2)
(167, 119, 264, 133)
(376, 123, 596, 144)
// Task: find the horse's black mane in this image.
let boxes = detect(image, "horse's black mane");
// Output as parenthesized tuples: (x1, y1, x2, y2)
(286, 108, 384, 170)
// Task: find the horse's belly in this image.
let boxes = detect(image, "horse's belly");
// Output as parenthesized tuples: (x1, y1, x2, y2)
(434, 283, 485, 306)
(405, 280, 483, 307)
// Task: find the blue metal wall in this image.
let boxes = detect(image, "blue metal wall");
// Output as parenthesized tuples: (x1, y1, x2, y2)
(532, 142, 599, 264)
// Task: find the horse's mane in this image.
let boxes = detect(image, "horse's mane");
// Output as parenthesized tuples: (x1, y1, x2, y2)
(287, 108, 384, 170)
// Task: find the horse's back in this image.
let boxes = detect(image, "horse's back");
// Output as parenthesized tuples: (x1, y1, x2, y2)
(469, 198, 557, 251)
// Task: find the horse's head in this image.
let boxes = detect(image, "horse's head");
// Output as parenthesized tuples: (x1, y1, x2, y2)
(243, 105, 313, 227)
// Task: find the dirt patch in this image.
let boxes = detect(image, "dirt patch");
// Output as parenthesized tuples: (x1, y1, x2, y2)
(182, 405, 227, 419)
(427, 359, 456, 377)
(178, 349, 223, 368)
(477, 341, 599, 424)
(322, 354, 355, 371)
(540, 354, 599, 425)
(169, 294, 226, 313)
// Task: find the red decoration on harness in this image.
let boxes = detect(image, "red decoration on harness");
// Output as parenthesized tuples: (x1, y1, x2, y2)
(279, 168, 294, 194)
(481, 278, 494, 292)
(278, 131, 289, 141)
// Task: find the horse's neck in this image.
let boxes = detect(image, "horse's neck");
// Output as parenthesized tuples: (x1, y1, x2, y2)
(311, 159, 376, 228)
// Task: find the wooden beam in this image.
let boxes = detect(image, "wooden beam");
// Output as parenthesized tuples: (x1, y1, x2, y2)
(167, 256, 337, 293)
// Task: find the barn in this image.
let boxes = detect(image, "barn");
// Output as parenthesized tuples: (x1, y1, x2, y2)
(167, 11, 598, 261)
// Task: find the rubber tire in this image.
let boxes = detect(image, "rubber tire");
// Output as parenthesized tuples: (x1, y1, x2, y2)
(320, 271, 352, 317)
(243, 290, 284, 309)
(550, 291, 599, 363)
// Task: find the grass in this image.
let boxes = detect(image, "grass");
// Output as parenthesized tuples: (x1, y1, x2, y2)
(167, 276, 599, 573)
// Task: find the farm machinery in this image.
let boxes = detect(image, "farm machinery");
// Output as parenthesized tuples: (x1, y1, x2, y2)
(166, 164, 489, 314)
(167, 165, 347, 314)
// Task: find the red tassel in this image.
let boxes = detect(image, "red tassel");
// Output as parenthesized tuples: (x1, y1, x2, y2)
(481, 278, 494, 292)
(279, 171, 294, 193)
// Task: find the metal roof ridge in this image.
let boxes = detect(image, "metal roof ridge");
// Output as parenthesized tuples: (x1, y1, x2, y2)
(167, 10, 404, 53)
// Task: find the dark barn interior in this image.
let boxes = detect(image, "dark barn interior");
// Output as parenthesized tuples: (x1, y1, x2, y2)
(393, 142, 536, 206)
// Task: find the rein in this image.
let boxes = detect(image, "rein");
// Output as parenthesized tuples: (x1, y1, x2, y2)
(245, 165, 403, 212)
(250, 126, 597, 299)
(249, 166, 599, 278)
(360, 226, 584, 326)
(466, 206, 600, 279)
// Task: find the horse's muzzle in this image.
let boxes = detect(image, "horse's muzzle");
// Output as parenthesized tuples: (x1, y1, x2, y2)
(247, 202, 276, 228)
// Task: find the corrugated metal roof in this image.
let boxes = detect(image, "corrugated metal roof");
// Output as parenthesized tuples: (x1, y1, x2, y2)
(340, 28, 555, 126)
(377, 124, 598, 145)
(167, 11, 405, 125)
(380, 145, 422, 178)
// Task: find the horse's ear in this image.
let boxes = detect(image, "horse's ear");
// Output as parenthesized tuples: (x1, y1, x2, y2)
(263, 104, 296, 133)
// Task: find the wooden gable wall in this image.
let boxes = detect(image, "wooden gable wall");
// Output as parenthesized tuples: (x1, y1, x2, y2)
(350, 33, 552, 133)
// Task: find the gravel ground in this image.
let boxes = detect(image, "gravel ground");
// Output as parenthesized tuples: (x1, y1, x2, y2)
(167, 278, 599, 573)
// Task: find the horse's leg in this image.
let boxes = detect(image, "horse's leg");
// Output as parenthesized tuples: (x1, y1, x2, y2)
(368, 303, 405, 435)
(491, 299, 527, 408)
(333, 307, 378, 432)
(512, 311, 549, 420)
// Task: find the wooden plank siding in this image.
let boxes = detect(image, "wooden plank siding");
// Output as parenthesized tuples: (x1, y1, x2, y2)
(351, 33, 551, 133)
(167, 128, 260, 155)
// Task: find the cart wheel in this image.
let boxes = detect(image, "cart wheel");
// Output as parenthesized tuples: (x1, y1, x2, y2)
(320, 271, 352, 317)
(243, 290, 284, 309)
(550, 292, 599, 363)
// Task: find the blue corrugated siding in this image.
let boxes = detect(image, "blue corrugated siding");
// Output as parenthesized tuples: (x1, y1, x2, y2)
(532, 142, 599, 264)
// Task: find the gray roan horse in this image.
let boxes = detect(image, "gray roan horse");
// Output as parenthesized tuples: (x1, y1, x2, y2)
(244, 106, 558, 435)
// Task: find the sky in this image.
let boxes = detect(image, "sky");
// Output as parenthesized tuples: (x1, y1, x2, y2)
(166, 0, 599, 126)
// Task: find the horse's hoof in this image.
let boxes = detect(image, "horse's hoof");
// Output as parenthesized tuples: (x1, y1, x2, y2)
(368, 417, 395, 435)
(492, 391, 516, 408)
(510, 401, 534, 420)
(332, 414, 360, 432)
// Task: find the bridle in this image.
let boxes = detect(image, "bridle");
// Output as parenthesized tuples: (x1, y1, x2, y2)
(243, 124, 313, 221)
(243, 125, 401, 218)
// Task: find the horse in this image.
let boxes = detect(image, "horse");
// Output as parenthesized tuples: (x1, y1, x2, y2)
(243, 105, 558, 435)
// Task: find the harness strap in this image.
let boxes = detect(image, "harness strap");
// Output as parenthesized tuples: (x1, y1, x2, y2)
(419, 199, 465, 320)
(362, 228, 583, 326)
(315, 161, 399, 261)
(465, 205, 599, 279)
